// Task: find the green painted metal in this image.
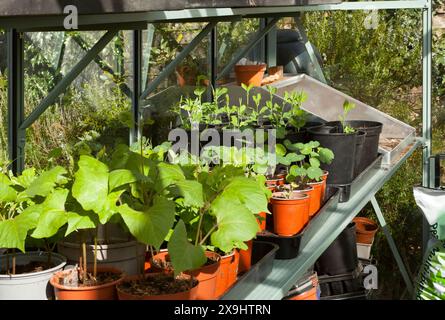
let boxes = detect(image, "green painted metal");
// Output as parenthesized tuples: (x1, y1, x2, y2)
(371, 196, 414, 295)
(143, 24, 156, 90)
(7, 29, 25, 174)
(140, 21, 217, 100)
(131, 29, 143, 145)
(265, 17, 277, 68)
(217, 17, 279, 81)
(222, 140, 422, 300)
(20, 30, 119, 130)
(295, 18, 327, 84)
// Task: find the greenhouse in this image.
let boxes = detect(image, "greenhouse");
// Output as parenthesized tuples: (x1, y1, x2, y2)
(0, 0, 444, 302)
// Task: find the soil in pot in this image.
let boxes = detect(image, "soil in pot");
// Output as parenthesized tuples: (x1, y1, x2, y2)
(117, 273, 198, 300)
(50, 266, 124, 300)
(307, 125, 359, 185)
(1, 260, 56, 275)
(151, 251, 221, 300)
(353, 217, 379, 244)
(270, 191, 310, 236)
(215, 250, 239, 298)
(234, 64, 267, 87)
(315, 222, 358, 276)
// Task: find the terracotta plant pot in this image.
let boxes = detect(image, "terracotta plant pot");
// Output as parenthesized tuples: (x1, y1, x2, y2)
(257, 211, 267, 231)
(270, 192, 310, 236)
(50, 267, 124, 300)
(215, 250, 239, 298)
(238, 240, 253, 274)
(117, 273, 198, 300)
(307, 180, 324, 218)
(151, 250, 221, 300)
(353, 217, 379, 244)
(234, 64, 267, 87)
(321, 171, 329, 198)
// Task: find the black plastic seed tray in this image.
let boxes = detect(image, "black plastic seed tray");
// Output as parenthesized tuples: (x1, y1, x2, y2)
(256, 186, 340, 259)
(328, 154, 383, 203)
(220, 241, 278, 299)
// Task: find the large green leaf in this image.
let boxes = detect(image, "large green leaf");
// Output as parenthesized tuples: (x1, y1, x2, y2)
(31, 189, 69, 239)
(65, 211, 97, 236)
(213, 177, 269, 215)
(0, 174, 17, 203)
(156, 162, 185, 191)
(12, 168, 36, 188)
(318, 147, 335, 164)
(109, 169, 136, 191)
(170, 180, 204, 207)
(210, 201, 259, 253)
(0, 206, 40, 252)
(26, 166, 67, 197)
(97, 190, 126, 224)
(168, 220, 207, 276)
(72, 156, 109, 213)
(118, 196, 175, 250)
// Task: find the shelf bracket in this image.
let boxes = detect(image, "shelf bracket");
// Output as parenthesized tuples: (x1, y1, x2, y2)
(370, 196, 414, 296)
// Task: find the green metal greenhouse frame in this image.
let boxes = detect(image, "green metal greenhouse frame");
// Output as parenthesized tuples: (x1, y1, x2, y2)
(0, 0, 434, 300)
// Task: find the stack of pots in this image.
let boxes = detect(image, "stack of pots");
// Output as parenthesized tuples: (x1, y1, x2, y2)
(353, 217, 379, 260)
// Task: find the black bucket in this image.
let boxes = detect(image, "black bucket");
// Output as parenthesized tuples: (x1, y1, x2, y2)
(326, 121, 383, 175)
(286, 122, 325, 144)
(307, 125, 359, 185)
(354, 131, 366, 178)
(315, 222, 358, 276)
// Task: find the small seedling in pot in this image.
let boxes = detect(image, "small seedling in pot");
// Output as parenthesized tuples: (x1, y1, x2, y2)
(339, 100, 357, 134)
(283, 91, 308, 132)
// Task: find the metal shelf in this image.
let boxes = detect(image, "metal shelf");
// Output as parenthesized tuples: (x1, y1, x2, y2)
(222, 140, 422, 300)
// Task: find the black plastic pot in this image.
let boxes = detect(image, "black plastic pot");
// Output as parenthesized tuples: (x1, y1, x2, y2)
(315, 222, 358, 276)
(307, 125, 359, 185)
(353, 131, 366, 178)
(326, 121, 383, 175)
(285, 122, 325, 144)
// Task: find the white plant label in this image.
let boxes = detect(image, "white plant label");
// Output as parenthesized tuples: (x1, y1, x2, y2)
(64, 5, 78, 30)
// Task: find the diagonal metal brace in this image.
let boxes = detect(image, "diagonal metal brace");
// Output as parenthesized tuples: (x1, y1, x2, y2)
(216, 17, 280, 81)
(20, 30, 119, 130)
(370, 196, 414, 295)
(141, 21, 217, 100)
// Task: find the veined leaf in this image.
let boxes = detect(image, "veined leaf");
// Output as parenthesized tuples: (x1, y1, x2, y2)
(109, 169, 136, 191)
(171, 180, 204, 207)
(65, 211, 97, 236)
(156, 162, 185, 191)
(118, 196, 175, 250)
(97, 189, 126, 224)
(307, 166, 324, 181)
(72, 155, 109, 213)
(26, 166, 67, 197)
(168, 220, 206, 276)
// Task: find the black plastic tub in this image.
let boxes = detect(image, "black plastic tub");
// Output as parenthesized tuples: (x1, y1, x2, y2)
(285, 122, 325, 144)
(325, 121, 383, 176)
(256, 186, 340, 259)
(318, 266, 368, 300)
(354, 131, 366, 178)
(307, 125, 359, 185)
(220, 241, 279, 299)
(315, 222, 358, 276)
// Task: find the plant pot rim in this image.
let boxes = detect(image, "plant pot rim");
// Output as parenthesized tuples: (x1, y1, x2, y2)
(353, 217, 379, 234)
(0, 251, 67, 279)
(50, 266, 124, 291)
(235, 64, 267, 71)
(271, 191, 309, 201)
(116, 273, 198, 299)
(151, 250, 221, 274)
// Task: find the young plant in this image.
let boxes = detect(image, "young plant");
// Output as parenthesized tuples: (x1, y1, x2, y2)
(283, 91, 308, 132)
(264, 85, 286, 139)
(339, 100, 357, 134)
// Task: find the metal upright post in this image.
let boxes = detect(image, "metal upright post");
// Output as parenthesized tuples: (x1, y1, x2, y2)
(265, 17, 277, 67)
(7, 29, 25, 174)
(421, 0, 433, 256)
(209, 26, 218, 91)
(131, 29, 143, 145)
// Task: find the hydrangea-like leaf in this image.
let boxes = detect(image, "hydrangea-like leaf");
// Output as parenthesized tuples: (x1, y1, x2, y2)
(167, 220, 206, 276)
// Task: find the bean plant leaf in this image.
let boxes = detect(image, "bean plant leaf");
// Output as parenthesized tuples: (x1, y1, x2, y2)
(307, 166, 324, 181)
(72, 155, 109, 213)
(97, 190, 126, 224)
(0, 174, 17, 202)
(12, 168, 36, 188)
(0, 206, 40, 252)
(31, 189, 69, 239)
(109, 169, 137, 191)
(318, 148, 335, 164)
(275, 144, 287, 157)
(210, 200, 259, 253)
(290, 165, 307, 177)
(118, 196, 175, 250)
(167, 220, 206, 276)
(26, 166, 67, 198)
(309, 158, 321, 168)
(170, 180, 204, 207)
(156, 162, 185, 191)
(65, 211, 97, 236)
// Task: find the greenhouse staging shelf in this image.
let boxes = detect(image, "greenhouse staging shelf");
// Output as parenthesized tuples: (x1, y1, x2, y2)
(222, 139, 421, 300)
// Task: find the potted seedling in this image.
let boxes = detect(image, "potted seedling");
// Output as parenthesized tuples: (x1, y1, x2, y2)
(0, 166, 68, 300)
(307, 100, 362, 187)
(281, 140, 334, 217)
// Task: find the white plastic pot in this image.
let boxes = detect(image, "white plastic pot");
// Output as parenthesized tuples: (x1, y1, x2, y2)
(0, 251, 67, 300)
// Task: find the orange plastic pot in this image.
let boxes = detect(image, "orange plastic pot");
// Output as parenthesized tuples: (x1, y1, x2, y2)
(117, 273, 198, 300)
(353, 217, 379, 244)
(50, 267, 124, 300)
(271, 192, 310, 236)
(257, 211, 267, 231)
(215, 250, 239, 298)
(238, 240, 253, 274)
(321, 171, 329, 198)
(151, 250, 221, 300)
(307, 181, 324, 218)
(235, 64, 267, 87)
(287, 287, 318, 300)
